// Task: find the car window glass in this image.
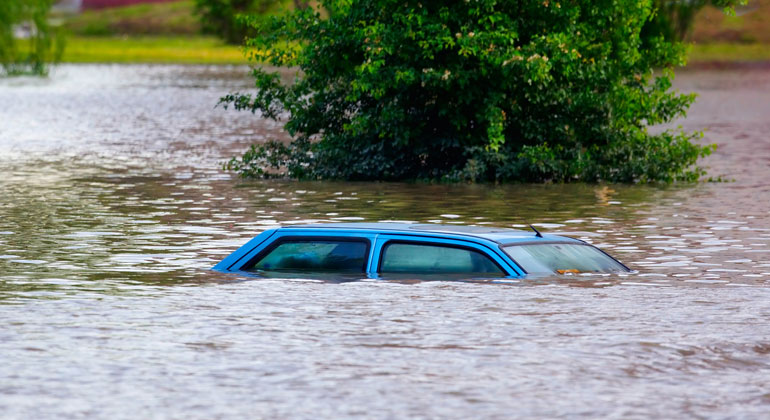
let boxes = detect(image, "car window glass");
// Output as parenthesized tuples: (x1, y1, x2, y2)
(249, 240, 368, 272)
(380, 243, 503, 275)
(503, 243, 627, 274)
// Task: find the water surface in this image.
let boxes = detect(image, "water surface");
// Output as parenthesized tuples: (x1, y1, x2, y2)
(1, 64, 769, 418)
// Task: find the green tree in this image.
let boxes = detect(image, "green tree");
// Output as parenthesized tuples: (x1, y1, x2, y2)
(223, 0, 721, 182)
(1, 0, 62, 76)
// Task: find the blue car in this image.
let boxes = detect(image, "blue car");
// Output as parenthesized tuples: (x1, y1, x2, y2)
(214, 223, 630, 279)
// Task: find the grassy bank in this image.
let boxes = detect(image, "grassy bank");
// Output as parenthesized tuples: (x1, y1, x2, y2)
(57, 36, 769, 65)
(686, 0, 770, 63)
(688, 43, 770, 63)
(691, 0, 770, 44)
(60, 36, 246, 64)
(60, 1, 200, 36)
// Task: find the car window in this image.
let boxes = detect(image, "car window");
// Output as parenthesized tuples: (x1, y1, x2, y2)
(380, 242, 503, 275)
(248, 240, 368, 272)
(503, 243, 628, 274)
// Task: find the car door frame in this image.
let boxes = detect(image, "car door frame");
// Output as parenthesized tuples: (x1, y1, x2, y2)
(368, 234, 523, 278)
(214, 229, 378, 275)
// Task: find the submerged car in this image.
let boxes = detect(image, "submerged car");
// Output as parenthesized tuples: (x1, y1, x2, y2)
(213, 223, 631, 278)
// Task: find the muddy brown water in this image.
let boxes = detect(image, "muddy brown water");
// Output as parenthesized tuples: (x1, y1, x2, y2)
(1, 64, 769, 418)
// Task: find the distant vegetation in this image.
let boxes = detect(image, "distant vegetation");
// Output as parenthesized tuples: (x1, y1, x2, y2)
(62, 0, 200, 36)
(224, 0, 732, 183)
(193, 0, 294, 44)
(1, 0, 63, 76)
(56, 1, 245, 64)
(52, 0, 768, 65)
(644, 0, 738, 43)
(690, 0, 770, 44)
(59, 0, 766, 47)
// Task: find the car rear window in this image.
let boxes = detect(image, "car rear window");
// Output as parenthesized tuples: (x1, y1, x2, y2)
(380, 242, 503, 275)
(248, 240, 368, 272)
(503, 243, 628, 274)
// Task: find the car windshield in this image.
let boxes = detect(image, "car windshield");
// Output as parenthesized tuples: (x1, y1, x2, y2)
(503, 243, 628, 274)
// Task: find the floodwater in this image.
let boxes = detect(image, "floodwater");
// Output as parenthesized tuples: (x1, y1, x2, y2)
(1, 64, 769, 419)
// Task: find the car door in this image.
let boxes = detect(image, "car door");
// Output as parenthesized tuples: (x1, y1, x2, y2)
(369, 234, 521, 278)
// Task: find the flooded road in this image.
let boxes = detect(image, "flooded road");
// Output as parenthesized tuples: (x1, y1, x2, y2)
(1, 64, 769, 418)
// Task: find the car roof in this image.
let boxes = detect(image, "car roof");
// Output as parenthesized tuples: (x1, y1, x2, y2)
(283, 222, 581, 245)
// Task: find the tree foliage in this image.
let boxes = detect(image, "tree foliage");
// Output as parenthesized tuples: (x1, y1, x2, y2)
(224, 0, 721, 182)
(1, 0, 62, 76)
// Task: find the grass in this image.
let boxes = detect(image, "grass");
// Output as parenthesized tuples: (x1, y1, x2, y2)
(688, 43, 770, 63)
(60, 36, 247, 64)
(57, 36, 768, 66)
(52, 0, 288, 64)
(51, 38, 769, 66)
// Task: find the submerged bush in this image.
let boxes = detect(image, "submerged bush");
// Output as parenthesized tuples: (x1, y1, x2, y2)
(224, 0, 720, 182)
(1, 0, 63, 76)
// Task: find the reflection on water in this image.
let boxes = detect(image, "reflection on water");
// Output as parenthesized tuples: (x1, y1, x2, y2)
(1, 64, 770, 418)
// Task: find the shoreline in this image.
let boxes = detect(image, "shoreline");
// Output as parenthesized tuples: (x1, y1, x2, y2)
(51, 36, 770, 67)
